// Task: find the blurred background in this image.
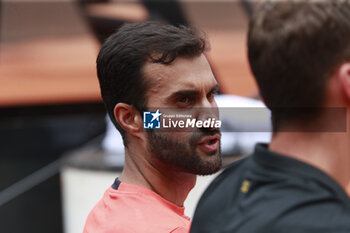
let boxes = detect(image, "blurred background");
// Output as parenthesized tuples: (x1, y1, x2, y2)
(0, 0, 264, 232)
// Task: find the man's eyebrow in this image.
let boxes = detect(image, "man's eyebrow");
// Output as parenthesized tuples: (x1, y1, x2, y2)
(170, 90, 201, 98)
(167, 84, 220, 100)
(165, 89, 199, 102)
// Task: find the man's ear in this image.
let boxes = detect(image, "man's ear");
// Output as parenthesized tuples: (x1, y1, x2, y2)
(339, 63, 350, 101)
(113, 103, 143, 135)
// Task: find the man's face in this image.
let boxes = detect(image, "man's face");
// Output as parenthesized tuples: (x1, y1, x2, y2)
(142, 54, 221, 175)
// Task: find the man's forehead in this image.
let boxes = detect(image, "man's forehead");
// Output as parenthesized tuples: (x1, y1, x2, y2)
(142, 55, 215, 86)
(142, 61, 172, 85)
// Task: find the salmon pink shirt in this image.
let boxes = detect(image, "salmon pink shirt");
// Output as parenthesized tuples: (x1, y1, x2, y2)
(83, 179, 191, 233)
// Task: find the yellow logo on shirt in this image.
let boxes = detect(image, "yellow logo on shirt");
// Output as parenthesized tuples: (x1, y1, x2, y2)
(240, 180, 251, 193)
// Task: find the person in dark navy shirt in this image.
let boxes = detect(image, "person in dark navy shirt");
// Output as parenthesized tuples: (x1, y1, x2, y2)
(191, 144, 350, 232)
(190, 1, 350, 232)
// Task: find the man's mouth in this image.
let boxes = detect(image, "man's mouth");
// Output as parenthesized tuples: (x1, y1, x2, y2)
(197, 134, 220, 153)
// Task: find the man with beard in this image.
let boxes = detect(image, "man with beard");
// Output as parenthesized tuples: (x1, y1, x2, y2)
(190, 1, 350, 233)
(83, 22, 221, 233)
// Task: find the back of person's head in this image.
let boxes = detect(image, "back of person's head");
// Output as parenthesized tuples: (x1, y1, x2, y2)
(248, 0, 350, 131)
(97, 22, 207, 145)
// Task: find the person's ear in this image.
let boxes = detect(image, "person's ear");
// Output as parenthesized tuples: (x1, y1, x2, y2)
(113, 103, 143, 135)
(339, 63, 350, 101)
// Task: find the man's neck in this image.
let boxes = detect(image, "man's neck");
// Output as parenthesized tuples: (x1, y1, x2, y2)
(269, 131, 350, 189)
(119, 148, 196, 207)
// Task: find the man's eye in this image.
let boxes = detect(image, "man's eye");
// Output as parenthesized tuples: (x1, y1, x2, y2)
(207, 92, 215, 101)
(176, 97, 194, 107)
(178, 97, 190, 104)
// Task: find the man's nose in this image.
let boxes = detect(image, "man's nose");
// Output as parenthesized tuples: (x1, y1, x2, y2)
(197, 108, 220, 131)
